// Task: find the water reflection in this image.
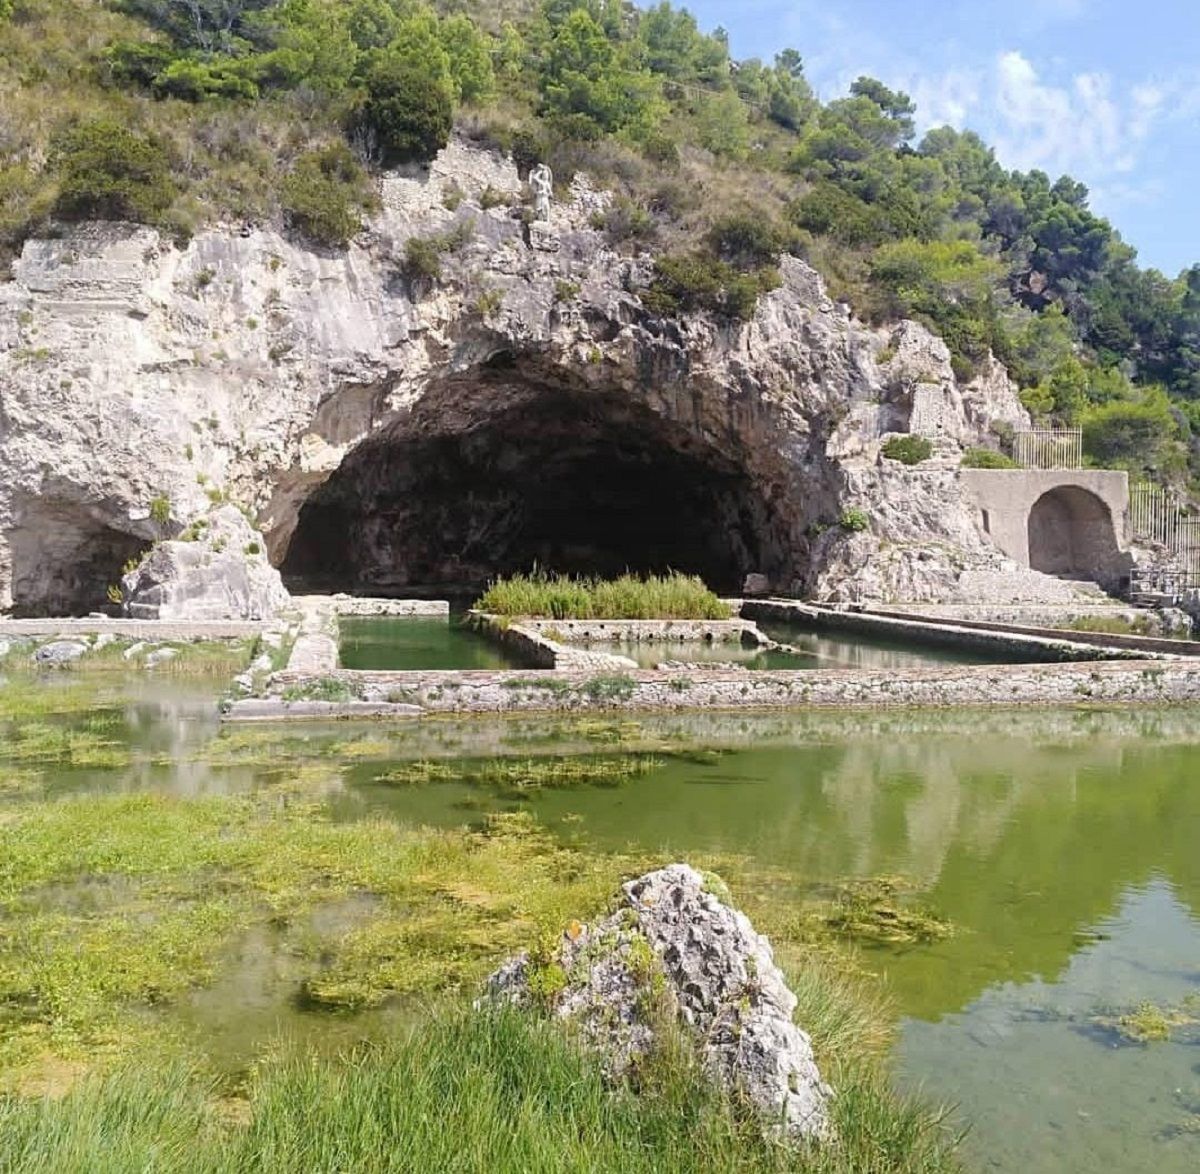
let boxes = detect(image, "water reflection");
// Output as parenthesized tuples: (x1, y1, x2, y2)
(4, 678, 1200, 1171)
(898, 882, 1200, 1173)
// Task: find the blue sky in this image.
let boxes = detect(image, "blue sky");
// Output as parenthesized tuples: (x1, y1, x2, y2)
(675, 0, 1200, 275)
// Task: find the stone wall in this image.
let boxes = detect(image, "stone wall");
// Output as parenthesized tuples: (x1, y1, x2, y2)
(235, 659, 1200, 721)
(740, 599, 1162, 663)
(959, 469, 1133, 588)
(514, 618, 764, 645)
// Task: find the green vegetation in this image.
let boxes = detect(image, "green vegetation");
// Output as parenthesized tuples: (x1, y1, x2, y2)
(375, 753, 663, 793)
(816, 878, 953, 948)
(1068, 615, 1158, 638)
(475, 571, 731, 620)
(279, 142, 376, 246)
(0, 1008, 958, 1172)
(838, 508, 869, 533)
(4, 0, 1200, 485)
(50, 118, 177, 226)
(881, 435, 933, 465)
(1093, 999, 1199, 1045)
(961, 447, 1017, 469)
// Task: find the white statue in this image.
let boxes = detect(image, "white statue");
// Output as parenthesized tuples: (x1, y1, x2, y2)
(530, 163, 553, 222)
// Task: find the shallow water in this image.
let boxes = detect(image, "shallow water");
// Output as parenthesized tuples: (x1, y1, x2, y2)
(337, 615, 1022, 671)
(338, 617, 523, 670)
(2, 676, 1199, 1171)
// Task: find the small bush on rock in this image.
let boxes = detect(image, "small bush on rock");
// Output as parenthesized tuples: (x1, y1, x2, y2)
(881, 435, 933, 465)
(961, 447, 1016, 469)
(280, 144, 375, 248)
(51, 119, 176, 224)
(839, 508, 869, 532)
(359, 47, 454, 166)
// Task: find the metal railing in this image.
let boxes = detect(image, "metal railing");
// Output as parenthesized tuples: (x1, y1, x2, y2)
(1012, 429, 1083, 470)
(1129, 481, 1200, 592)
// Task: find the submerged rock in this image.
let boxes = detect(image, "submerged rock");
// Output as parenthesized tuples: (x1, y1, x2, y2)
(33, 640, 89, 666)
(484, 863, 833, 1142)
(122, 507, 289, 622)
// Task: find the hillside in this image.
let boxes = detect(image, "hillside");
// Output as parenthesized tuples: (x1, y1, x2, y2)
(2, 0, 1199, 490)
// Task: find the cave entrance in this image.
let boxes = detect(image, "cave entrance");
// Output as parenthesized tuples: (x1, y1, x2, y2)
(9, 495, 152, 617)
(281, 366, 791, 598)
(1027, 486, 1121, 583)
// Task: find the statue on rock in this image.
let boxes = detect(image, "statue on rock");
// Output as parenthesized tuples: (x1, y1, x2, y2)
(529, 163, 553, 222)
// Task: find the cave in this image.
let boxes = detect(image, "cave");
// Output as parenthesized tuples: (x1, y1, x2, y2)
(1027, 486, 1122, 584)
(8, 495, 152, 617)
(281, 361, 794, 598)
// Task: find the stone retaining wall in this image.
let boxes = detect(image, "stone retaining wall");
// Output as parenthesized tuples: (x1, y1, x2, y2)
(861, 607, 1200, 658)
(232, 658, 1200, 721)
(0, 618, 264, 639)
(876, 603, 1193, 637)
(740, 600, 1169, 663)
(514, 618, 765, 645)
(472, 616, 638, 671)
(295, 595, 450, 618)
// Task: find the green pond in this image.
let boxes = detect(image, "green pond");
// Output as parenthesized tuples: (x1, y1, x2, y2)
(1, 671, 1199, 1173)
(338, 615, 1022, 671)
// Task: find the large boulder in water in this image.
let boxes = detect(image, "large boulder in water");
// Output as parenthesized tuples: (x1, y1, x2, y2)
(122, 506, 290, 622)
(484, 863, 833, 1142)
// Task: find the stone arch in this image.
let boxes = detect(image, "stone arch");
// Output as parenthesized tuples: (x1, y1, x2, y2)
(1027, 486, 1122, 584)
(277, 352, 806, 597)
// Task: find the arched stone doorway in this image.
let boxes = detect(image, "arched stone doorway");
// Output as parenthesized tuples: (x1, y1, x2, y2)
(278, 355, 800, 597)
(1027, 486, 1122, 584)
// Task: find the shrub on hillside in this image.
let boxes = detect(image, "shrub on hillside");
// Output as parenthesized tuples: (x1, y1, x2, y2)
(706, 213, 789, 269)
(359, 47, 454, 166)
(50, 119, 177, 223)
(1081, 391, 1179, 475)
(961, 447, 1016, 469)
(881, 435, 933, 465)
(645, 253, 780, 322)
(280, 144, 375, 248)
(838, 508, 869, 532)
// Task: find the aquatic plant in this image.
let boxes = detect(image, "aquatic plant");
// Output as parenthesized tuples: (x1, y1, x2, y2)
(374, 754, 663, 794)
(815, 878, 953, 947)
(1093, 999, 1199, 1045)
(475, 571, 731, 620)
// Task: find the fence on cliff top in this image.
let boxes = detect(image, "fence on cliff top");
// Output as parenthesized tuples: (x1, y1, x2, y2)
(1012, 429, 1083, 470)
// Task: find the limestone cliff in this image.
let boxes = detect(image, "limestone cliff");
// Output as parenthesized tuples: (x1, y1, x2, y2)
(0, 138, 1061, 615)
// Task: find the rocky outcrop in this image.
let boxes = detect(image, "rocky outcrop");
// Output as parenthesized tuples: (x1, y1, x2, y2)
(121, 506, 289, 621)
(484, 864, 833, 1143)
(0, 136, 1067, 613)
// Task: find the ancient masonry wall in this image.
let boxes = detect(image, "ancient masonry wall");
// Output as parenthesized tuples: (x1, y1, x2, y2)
(230, 659, 1200, 721)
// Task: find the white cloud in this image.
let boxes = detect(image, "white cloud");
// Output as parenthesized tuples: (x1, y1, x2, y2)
(905, 50, 1200, 203)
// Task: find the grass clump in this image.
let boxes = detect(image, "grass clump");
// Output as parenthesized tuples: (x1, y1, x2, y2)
(476, 571, 731, 620)
(280, 677, 359, 703)
(838, 508, 869, 533)
(960, 447, 1017, 469)
(0, 1008, 961, 1172)
(1067, 615, 1158, 637)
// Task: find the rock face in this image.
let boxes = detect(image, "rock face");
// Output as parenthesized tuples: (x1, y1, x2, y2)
(121, 506, 290, 621)
(485, 864, 833, 1143)
(0, 136, 1071, 614)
